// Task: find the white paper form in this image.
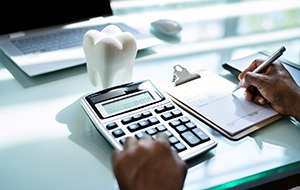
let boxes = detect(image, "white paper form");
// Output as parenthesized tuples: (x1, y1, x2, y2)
(164, 69, 279, 136)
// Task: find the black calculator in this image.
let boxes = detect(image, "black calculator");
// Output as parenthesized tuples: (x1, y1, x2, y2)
(81, 80, 217, 161)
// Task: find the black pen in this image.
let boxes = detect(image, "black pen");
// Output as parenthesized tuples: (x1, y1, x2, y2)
(232, 46, 286, 93)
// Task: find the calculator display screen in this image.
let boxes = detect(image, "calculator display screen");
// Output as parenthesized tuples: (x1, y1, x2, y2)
(101, 91, 154, 115)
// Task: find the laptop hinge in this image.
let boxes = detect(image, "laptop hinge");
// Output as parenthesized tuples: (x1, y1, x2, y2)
(9, 32, 26, 39)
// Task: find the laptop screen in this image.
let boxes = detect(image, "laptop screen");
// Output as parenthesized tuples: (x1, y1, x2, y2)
(0, 0, 113, 35)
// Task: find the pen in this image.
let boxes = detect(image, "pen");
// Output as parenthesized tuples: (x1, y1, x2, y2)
(232, 46, 286, 93)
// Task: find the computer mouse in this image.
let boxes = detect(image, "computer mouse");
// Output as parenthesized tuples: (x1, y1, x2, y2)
(150, 19, 182, 36)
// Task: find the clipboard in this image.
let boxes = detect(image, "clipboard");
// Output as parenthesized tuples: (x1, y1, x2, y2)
(163, 65, 282, 140)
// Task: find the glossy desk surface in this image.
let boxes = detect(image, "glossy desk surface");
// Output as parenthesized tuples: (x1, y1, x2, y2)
(1, 1, 300, 189)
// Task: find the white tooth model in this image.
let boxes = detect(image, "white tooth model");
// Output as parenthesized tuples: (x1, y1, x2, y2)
(83, 25, 137, 89)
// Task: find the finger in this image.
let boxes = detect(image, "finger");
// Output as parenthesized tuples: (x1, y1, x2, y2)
(123, 136, 138, 150)
(156, 132, 170, 147)
(252, 94, 267, 105)
(156, 133, 182, 160)
(238, 59, 264, 80)
(138, 134, 153, 144)
(244, 88, 266, 105)
(244, 89, 254, 101)
(240, 71, 266, 89)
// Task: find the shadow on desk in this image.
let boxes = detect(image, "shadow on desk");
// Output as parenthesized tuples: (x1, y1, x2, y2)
(55, 97, 114, 171)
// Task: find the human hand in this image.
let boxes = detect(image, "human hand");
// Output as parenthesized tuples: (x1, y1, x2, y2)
(112, 133, 187, 190)
(238, 59, 300, 119)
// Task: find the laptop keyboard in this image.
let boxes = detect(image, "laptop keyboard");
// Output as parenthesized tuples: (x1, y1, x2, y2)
(11, 22, 142, 55)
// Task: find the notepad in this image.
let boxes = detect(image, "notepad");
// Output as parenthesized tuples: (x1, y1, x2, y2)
(163, 68, 282, 140)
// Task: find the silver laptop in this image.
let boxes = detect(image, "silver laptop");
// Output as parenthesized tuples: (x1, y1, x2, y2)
(0, 1, 160, 77)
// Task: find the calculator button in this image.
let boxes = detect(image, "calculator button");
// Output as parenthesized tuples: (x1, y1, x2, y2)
(146, 128, 157, 135)
(173, 142, 187, 152)
(175, 125, 188, 133)
(151, 134, 157, 139)
(142, 111, 152, 117)
(171, 109, 182, 117)
(135, 131, 147, 139)
(139, 120, 150, 128)
(161, 112, 173, 120)
(163, 130, 173, 137)
(148, 117, 159, 125)
(155, 106, 165, 113)
(128, 123, 140, 132)
(106, 122, 118, 130)
(165, 103, 175, 110)
(169, 120, 181, 128)
(121, 117, 132, 125)
(156, 124, 167, 132)
(120, 137, 127, 145)
(192, 128, 210, 142)
(179, 116, 190, 123)
(133, 113, 142, 121)
(185, 122, 197, 130)
(169, 136, 179, 144)
(112, 128, 125, 138)
(181, 131, 201, 147)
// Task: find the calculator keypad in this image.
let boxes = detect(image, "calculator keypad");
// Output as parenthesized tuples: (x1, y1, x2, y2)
(82, 80, 218, 161)
(106, 102, 213, 154)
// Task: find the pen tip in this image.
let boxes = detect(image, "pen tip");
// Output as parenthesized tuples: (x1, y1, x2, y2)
(232, 85, 240, 93)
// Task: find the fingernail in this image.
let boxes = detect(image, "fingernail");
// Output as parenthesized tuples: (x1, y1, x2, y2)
(258, 98, 264, 105)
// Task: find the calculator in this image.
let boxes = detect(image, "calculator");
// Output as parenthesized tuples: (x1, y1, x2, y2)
(80, 80, 217, 161)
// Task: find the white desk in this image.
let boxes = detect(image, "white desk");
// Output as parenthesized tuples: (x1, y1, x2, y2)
(1, 1, 300, 189)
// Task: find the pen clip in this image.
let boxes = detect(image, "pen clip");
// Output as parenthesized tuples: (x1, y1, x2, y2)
(172, 64, 200, 86)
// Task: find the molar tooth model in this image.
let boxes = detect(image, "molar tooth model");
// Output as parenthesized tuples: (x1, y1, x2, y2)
(83, 25, 137, 89)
